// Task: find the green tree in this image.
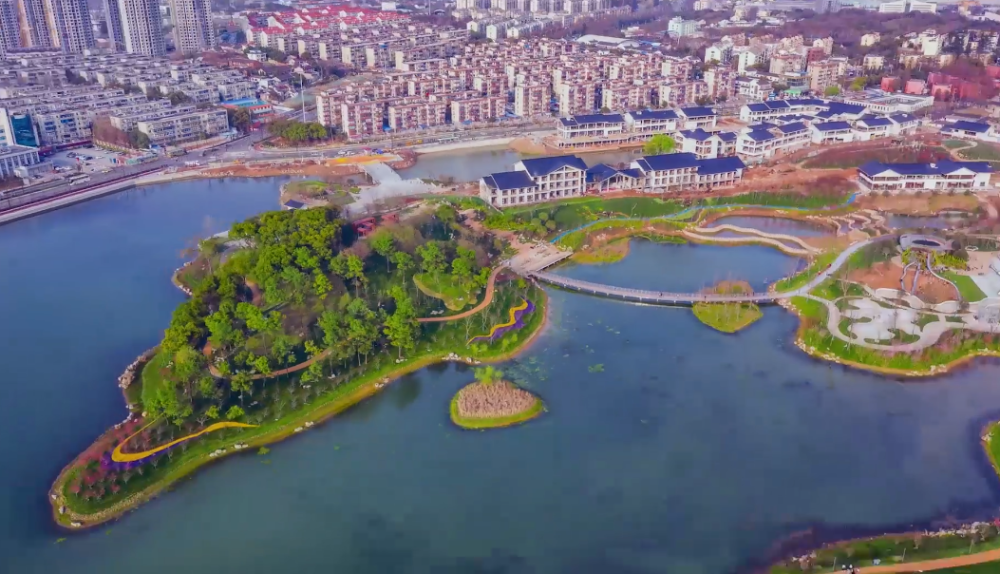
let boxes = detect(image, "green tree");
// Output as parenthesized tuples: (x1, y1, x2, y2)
(345, 298, 379, 364)
(474, 365, 502, 385)
(643, 134, 676, 156)
(383, 287, 418, 358)
(127, 128, 151, 150)
(416, 242, 446, 275)
(226, 405, 246, 421)
(450, 246, 478, 289)
(230, 373, 253, 405)
(227, 107, 253, 133)
(850, 77, 866, 91)
(824, 85, 842, 96)
(168, 91, 193, 105)
(391, 251, 415, 276)
(205, 405, 220, 420)
(370, 231, 396, 271)
(312, 270, 333, 299)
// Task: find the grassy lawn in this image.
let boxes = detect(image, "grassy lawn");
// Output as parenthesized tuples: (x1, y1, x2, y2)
(572, 237, 631, 265)
(413, 272, 477, 310)
(810, 278, 866, 300)
(942, 271, 988, 302)
(285, 180, 329, 195)
(775, 251, 839, 292)
(958, 142, 1000, 162)
(693, 302, 762, 333)
(945, 139, 970, 149)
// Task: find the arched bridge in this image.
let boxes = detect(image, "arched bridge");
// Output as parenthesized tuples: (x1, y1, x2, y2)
(529, 235, 895, 306)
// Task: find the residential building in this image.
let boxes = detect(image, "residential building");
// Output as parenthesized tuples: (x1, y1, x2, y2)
(667, 17, 700, 38)
(863, 55, 884, 71)
(941, 120, 999, 142)
(678, 106, 718, 130)
(810, 121, 855, 144)
(340, 100, 384, 139)
(860, 33, 881, 47)
(44, 0, 94, 53)
(557, 113, 625, 140)
(0, 145, 40, 178)
(557, 81, 598, 116)
(0, 0, 17, 56)
(16, 0, 52, 48)
(808, 60, 841, 93)
(624, 109, 678, 134)
(675, 128, 737, 159)
(170, 0, 216, 55)
(119, 0, 166, 56)
(450, 95, 505, 124)
(103, 0, 125, 52)
(136, 107, 228, 145)
(480, 155, 588, 207)
(857, 161, 991, 194)
(878, 0, 936, 12)
(387, 98, 448, 131)
(737, 122, 812, 163)
(631, 153, 745, 192)
(514, 82, 550, 117)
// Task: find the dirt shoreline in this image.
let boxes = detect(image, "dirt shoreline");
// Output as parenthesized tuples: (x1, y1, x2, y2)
(48, 287, 549, 531)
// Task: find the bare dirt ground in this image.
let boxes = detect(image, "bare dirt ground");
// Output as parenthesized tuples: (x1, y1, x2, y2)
(845, 261, 958, 303)
(508, 137, 548, 155)
(855, 194, 980, 215)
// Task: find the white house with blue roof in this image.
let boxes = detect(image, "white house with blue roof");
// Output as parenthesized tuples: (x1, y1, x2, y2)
(736, 122, 812, 162)
(857, 161, 993, 194)
(810, 121, 855, 144)
(624, 109, 679, 134)
(677, 106, 718, 130)
(941, 120, 998, 143)
(479, 155, 589, 207)
(676, 128, 737, 159)
(631, 152, 745, 192)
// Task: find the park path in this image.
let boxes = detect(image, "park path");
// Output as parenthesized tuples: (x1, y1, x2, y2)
(856, 548, 1000, 573)
(417, 266, 503, 323)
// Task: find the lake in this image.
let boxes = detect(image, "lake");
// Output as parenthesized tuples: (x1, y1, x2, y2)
(5, 179, 1000, 574)
(705, 215, 833, 238)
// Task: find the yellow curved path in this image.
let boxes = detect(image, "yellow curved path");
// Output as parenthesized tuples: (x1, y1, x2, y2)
(468, 299, 528, 344)
(855, 549, 1000, 573)
(111, 420, 257, 462)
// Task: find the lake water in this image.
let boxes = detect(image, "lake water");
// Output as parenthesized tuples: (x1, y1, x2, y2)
(399, 148, 639, 182)
(887, 214, 970, 231)
(705, 215, 833, 238)
(5, 181, 1000, 574)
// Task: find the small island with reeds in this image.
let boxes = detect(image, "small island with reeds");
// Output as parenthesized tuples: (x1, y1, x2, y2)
(450, 366, 544, 430)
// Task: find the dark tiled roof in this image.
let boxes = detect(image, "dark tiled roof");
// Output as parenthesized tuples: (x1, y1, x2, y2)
(777, 122, 807, 134)
(636, 152, 701, 172)
(859, 116, 892, 127)
(825, 102, 866, 116)
(629, 109, 678, 120)
(746, 103, 770, 112)
(679, 128, 713, 141)
(944, 120, 990, 133)
(717, 131, 737, 142)
(566, 113, 625, 125)
(483, 171, 536, 190)
(890, 112, 917, 124)
(519, 155, 588, 177)
(813, 121, 852, 132)
(283, 200, 306, 209)
(859, 161, 994, 177)
(680, 106, 716, 118)
(746, 130, 775, 142)
(698, 156, 746, 175)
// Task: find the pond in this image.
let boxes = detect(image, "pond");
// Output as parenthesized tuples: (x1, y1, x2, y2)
(705, 215, 833, 238)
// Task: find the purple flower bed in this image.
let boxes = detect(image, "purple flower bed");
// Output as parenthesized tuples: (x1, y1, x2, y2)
(469, 299, 535, 344)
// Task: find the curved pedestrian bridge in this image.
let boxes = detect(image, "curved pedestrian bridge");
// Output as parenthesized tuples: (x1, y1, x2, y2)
(530, 271, 785, 305)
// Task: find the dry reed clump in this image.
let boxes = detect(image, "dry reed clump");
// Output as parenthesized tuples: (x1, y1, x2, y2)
(454, 381, 538, 419)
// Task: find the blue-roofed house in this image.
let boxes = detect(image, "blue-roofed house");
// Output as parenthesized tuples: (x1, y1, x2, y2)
(854, 115, 894, 140)
(479, 155, 589, 207)
(941, 120, 996, 142)
(586, 164, 644, 193)
(678, 106, 718, 130)
(857, 161, 993, 194)
(630, 152, 745, 192)
(676, 129, 738, 159)
(810, 121, 855, 144)
(556, 113, 626, 143)
(739, 98, 827, 123)
(624, 109, 679, 134)
(736, 121, 812, 162)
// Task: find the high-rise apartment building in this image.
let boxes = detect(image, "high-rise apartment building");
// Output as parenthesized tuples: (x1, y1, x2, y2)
(17, 0, 53, 48)
(0, 0, 18, 56)
(44, 0, 95, 53)
(118, 0, 165, 56)
(170, 0, 216, 55)
(103, 0, 125, 51)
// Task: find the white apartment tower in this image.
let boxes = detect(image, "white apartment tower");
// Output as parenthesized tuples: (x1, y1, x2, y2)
(118, 0, 165, 56)
(170, 0, 216, 55)
(44, 0, 95, 53)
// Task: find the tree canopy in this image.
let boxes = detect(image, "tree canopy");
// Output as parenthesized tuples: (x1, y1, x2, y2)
(643, 134, 676, 156)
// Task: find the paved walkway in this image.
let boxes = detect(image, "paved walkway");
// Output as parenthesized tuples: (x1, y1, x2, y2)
(418, 266, 504, 323)
(857, 548, 1000, 573)
(531, 235, 893, 304)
